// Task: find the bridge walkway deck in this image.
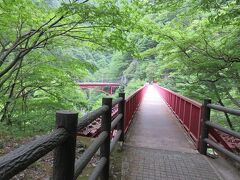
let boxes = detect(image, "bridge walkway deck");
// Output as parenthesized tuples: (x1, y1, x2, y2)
(121, 85, 221, 180)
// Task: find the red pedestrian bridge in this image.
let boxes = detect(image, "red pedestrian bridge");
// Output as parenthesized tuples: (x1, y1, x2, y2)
(0, 84, 239, 180)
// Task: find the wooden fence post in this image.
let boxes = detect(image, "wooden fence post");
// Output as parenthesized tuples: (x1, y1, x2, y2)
(118, 93, 125, 141)
(100, 98, 112, 180)
(199, 99, 211, 155)
(53, 110, 78, 180)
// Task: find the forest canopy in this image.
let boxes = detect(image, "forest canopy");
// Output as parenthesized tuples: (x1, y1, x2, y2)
(0, 0, 239, 136)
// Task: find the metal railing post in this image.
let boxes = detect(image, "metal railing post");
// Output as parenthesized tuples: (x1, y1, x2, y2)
(53, 110, 78, 180)
(100, 98, 112, 180)
(118, 93, 125, 141)
(199, 99, 211, 154)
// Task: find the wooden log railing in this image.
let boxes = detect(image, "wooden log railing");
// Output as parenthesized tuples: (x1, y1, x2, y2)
(0, 128, 69, 180)
(199, 99, 240, 164)
(0, 86, 146, 179)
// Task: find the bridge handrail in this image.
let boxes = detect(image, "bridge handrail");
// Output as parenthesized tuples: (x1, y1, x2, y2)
(78, 85, 147, 138)
(0, 85, 147, 179)
(155, 85, 202, 107)
(0, 110, 78, 180)
(0, 97, 124, 179)
(155, 84, 239, 157)
(205, 121, 240, 139)
(125, 85, 146, 102)
(200, 99, 240, 164)
(207, 104, 240, 116)
(154, 84, 202, 146)
(77, 105, 109, 131)
(0, 128, 69, 180)
(124, 85, 147, 133)
(112, 97, 123, 106)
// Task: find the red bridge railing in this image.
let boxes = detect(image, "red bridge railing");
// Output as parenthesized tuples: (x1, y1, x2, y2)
(78, 85, 147, 137)
(154, 84, 239, 154)
(124, 85, 147, 133)
(154, 84, 202, 147)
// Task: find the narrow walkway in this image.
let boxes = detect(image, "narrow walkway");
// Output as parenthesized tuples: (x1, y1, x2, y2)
(122, 85, 221, 180)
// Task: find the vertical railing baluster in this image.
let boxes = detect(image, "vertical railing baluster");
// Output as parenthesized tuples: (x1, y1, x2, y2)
(100, 98, 112, 180)
(199, 99, 211, 154)
(53, 110, 78, 180)
(183, 101, 186, 125)
(189, 104, 193, 131)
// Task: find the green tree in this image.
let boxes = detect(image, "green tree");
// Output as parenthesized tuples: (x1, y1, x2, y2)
(0, 0, 144, 132)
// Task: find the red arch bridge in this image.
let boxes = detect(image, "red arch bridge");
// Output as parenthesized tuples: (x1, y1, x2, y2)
(0, 83, 239, 180)
(78, 82, 120, 95)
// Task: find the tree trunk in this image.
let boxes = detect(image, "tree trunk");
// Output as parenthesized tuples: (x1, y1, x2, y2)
(212, 83, 234, 130)
(0, 59, 23, 124)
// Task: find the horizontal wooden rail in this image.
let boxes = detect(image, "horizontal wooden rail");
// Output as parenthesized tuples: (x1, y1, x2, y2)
(74, 131, 108, 179)
(0, 86, 145, 180)
(111, 114, 123, 130)
(0, 128, 69, 180)
(88, 157, 107, 180)
(0, 110, 78, 180)
(112, 97, 123, 106)
(77, 105, 108, 131)
(200, 99, 240, 164)
(204, 138, 240, 163)
(110, 130, 122, 153)
(205, 121, 240, 139)
(74, 92, 128, 179)
(207, 104, 240, 116)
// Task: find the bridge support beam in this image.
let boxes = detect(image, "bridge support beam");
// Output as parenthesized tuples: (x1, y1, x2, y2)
(110, 86, 113, 95)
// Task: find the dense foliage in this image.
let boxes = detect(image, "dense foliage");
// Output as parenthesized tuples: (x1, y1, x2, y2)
(0, 0, 239, 137)
(0, 0, 143, 135)
(138, 0, 240, 130)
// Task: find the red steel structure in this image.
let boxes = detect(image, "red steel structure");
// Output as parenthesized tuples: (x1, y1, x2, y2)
(153, 84, 235, 151)
(79, 83, 236, 152)
(124, 85, 148, 133)
(78, 85, 148, 137)
(78, 82, 120, 95)
(154, 84, 202, 147)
